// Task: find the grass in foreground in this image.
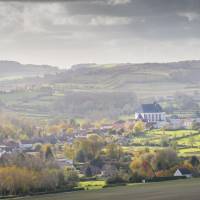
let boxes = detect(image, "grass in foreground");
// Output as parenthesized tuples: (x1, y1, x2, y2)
(19, 178, 200, 200)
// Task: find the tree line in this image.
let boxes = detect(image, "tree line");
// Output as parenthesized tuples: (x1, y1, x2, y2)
(0, 146, 79, 196)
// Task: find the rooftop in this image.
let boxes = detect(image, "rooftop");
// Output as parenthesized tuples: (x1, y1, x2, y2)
(141, 102, 163, 113)
(177, 168, 192, 175)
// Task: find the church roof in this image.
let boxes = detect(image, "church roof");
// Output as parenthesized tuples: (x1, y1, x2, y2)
(141, 103, 163, 113)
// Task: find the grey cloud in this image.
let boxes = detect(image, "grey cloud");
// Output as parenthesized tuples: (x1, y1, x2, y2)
(89, 16, 132, 26)
(108, 0, 131, 5)
(0, 0, 200, 66)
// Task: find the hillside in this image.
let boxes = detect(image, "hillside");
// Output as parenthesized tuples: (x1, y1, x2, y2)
(0, 61, 60, 80)
(1, 60, 200, 119)
(47, 60, 200, 96)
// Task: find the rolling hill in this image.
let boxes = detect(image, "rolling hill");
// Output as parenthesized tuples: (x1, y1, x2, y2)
(46, 60, 200, 97)
(1, 60, 200, 119)
(0, 60, 60, 80)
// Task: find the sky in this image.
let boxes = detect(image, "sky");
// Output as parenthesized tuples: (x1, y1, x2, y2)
(0, 0, 200, 68)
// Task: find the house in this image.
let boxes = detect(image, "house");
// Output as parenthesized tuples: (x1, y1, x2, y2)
(100, 123, 113, 131)
(155, 121, 169, 129)
(174, 168, 192, 178)
(74, 130, 88, 139)
(56, 158, 74, 168)
(0, 145, 10, 152)
(135, 102, 166, 123)
(124, 119, 135, 130)
(168, 118, 184, 130)
(3, 139, 19, 151)
(183, 118, 200, 129)
(166, 118, 200, 130)
(113, 120, 125, 130)
(19, 140, 33, 151)
(0, 151, 6, 158)
(0, 145, 8, 158)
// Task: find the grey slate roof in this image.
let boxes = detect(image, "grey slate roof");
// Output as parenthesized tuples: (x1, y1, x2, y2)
(141, 103, 163, 113)
(178, 168, 192, 175)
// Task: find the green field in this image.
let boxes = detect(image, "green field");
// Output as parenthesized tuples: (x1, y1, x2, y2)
(19, 179, 200, 200)
(123, 129, 200, 156)
(79, 180, 106, 190)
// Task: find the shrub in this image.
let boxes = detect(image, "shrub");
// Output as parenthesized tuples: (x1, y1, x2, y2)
(106, 174, 126, 185)
(129, 172, 144, 183)
(146, 176, 186, 182)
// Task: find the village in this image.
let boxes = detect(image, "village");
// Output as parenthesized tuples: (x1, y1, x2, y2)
(1, 0, 200, 198)
(0, 102, 200, 185)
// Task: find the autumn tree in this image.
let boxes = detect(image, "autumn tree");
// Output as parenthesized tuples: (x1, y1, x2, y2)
(105, 143, 123, 160)
(134, 121, 145, 133)
(42, 144, 54, 161)
(73, 134, 105, 162)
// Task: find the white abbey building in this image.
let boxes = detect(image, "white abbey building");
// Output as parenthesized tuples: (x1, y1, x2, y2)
(135, 102, 166, 123)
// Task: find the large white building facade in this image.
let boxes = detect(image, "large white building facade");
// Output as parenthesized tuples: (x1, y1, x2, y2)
(135, 103, 166, 123)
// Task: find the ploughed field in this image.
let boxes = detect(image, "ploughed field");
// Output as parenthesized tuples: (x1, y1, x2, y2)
(21, 178, 200, 200)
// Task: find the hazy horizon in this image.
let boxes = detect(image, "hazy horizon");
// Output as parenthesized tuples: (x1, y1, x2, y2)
(2, 58, 200, 70)
(1, 0, 200, 67)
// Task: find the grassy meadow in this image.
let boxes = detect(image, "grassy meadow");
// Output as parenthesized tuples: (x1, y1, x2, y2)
(19, 178, 200, 200)
(123, 129, 200, 157)
(79, 181, 106, 190)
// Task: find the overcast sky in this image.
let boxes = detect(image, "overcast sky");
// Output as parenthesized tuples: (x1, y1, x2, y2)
(1, 0, 200, 68)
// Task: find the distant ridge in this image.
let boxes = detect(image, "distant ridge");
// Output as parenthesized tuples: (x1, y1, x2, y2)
(51, 59, 200, 89)
(1, 59, 200, 119)
(70, 60, 200, 70)
(0, 60, 60, 78)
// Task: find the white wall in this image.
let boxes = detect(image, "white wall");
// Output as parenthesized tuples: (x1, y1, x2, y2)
(174, 170, 192, 178)
(135, 112, 166, 122)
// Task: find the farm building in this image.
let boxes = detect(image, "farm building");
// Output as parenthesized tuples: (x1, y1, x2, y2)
(174, 168, 192, 178)
(56, 158, 74, 168)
